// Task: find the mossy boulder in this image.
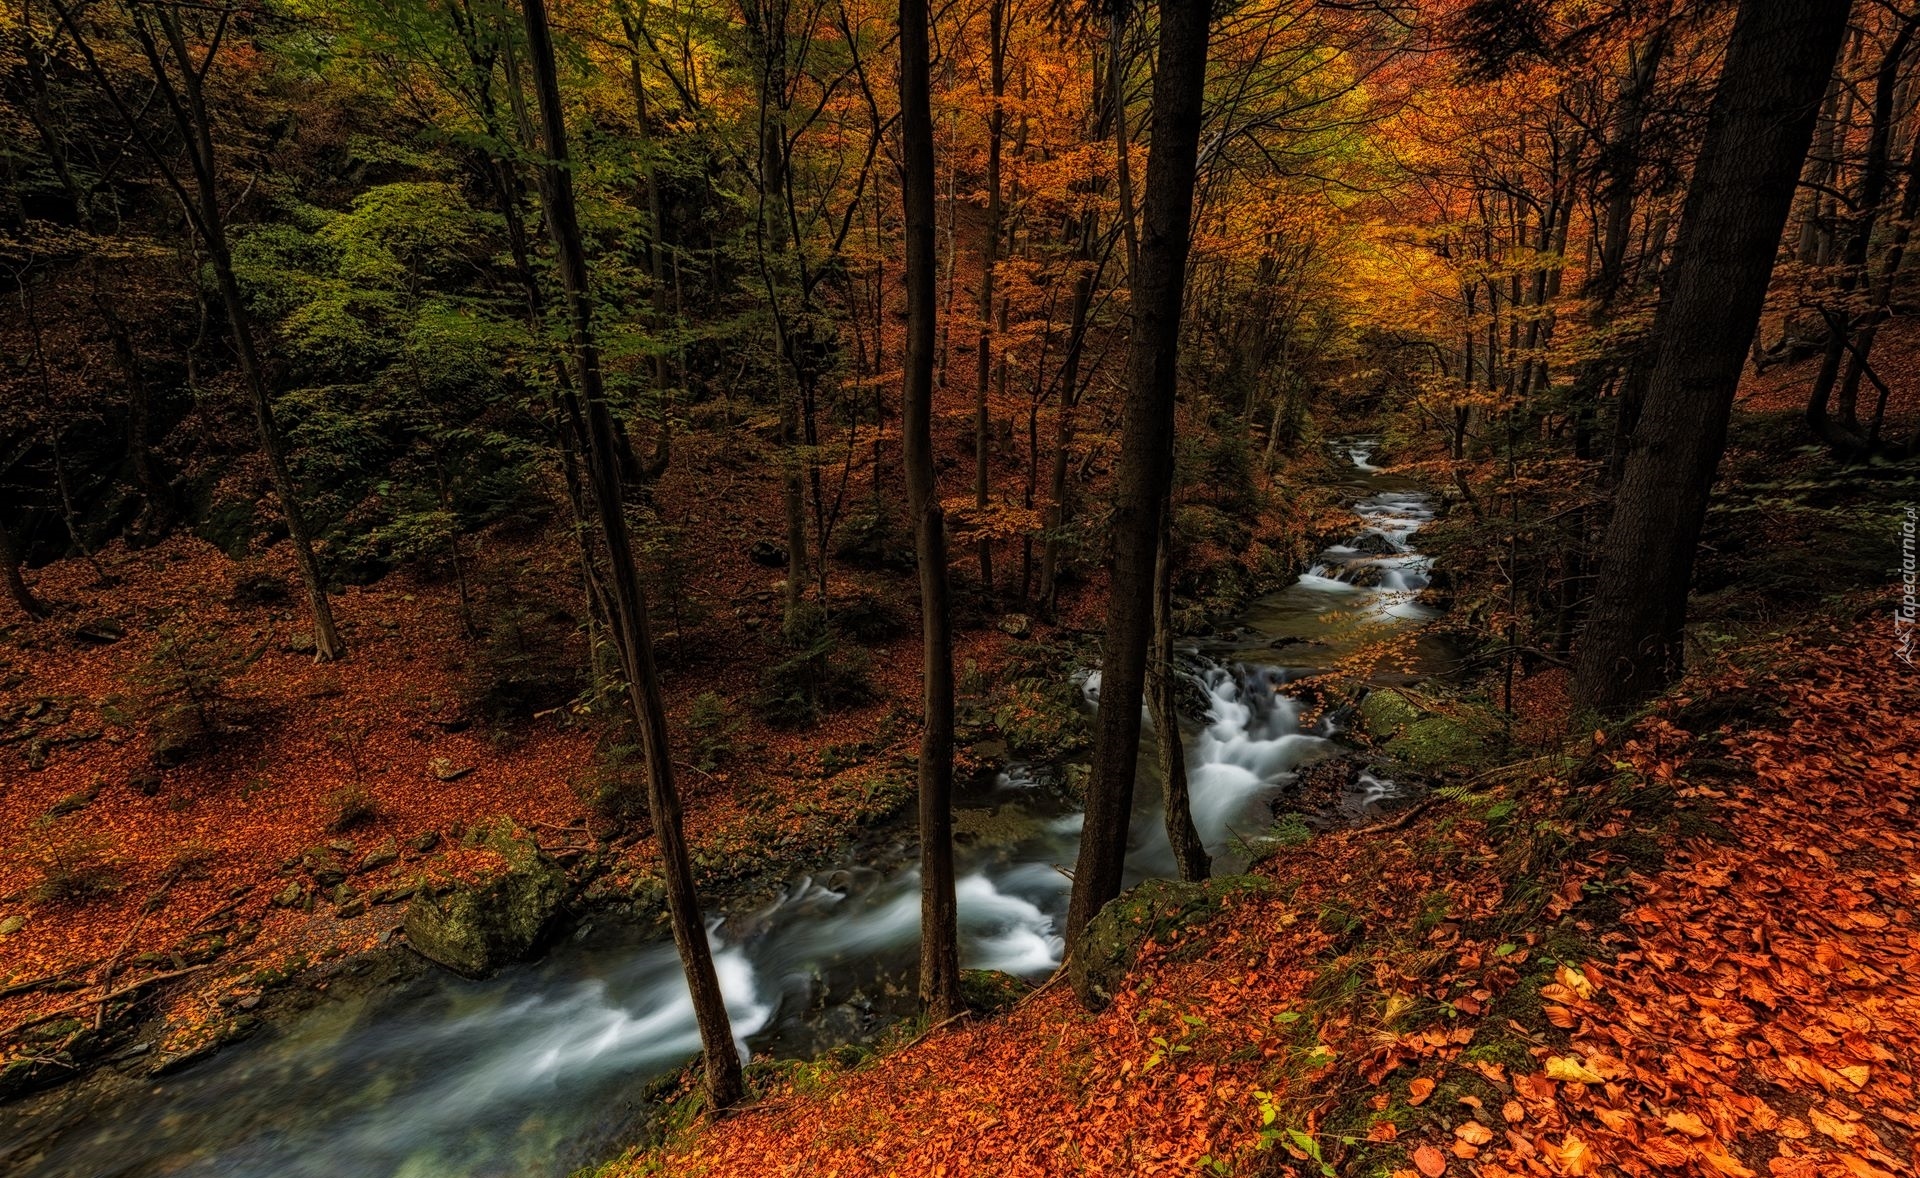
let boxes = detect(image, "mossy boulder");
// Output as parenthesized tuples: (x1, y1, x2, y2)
(402, 819, 566, 977)
(960, 968, 1033, 1014)
(1357, 688, 1487, 776)
(1068, 875, 1272, 1010)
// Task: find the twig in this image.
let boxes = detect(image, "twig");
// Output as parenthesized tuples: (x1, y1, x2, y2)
(1357, 797, 1433, 834)
(2, 964, 210, 1042)
(0, 960, 100, 1001)
(900, 1008, 973, 1052)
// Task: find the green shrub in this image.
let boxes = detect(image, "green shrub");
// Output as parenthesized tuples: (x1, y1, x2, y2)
(129, 620, 266, 767)
(686, 692, 740, 771)
(29, 837, 125, 906)
(753, 604, 873, 728)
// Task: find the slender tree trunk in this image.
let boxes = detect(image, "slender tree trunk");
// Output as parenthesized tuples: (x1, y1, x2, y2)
(1573, 0, 1850, 713)
(974, 0, 1006, 596)
(50, 0, 345, 659)
(0, 518, 47, 620)
(899, 0, 962, 1023)
(1151, 502, 1207, 882)
(1065, 0, 1212, 969)
(1037, 258, 1094, 614)
(521, 0, 743, 1109)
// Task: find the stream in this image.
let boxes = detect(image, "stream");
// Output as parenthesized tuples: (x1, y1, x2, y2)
(0, 441, 1441, 1178)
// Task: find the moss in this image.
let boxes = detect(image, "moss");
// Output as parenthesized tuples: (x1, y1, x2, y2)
(1068, 875, 1272, 1010)
(401, 818, 566, 977)
(960, 969, 1033, 1014)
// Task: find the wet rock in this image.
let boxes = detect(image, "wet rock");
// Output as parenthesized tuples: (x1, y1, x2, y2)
(402, 819, 566, 978)
(747, 539, 788, 568)
(1349, 532, 1397, 556)
(1068, 875, 1272, 1010)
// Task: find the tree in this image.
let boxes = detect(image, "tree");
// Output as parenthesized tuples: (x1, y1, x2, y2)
(1572, 0, 1852, 713)
(1065, 0, 1213, 967)
(49, 0, 345, 661)
(899, 0, 962, 1022)
(520, 0, 744, 1110)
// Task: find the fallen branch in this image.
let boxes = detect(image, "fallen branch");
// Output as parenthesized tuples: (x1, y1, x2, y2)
(1, 964, 210, 1042)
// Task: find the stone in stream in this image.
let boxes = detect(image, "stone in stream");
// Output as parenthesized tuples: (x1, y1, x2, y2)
(402, 819, 566, 978)
(1068, 875, 1273, 1011)
(1356, 688, 1487, 776)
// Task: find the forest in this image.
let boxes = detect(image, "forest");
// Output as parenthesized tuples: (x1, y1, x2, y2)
(0, 0, 1914, 1173)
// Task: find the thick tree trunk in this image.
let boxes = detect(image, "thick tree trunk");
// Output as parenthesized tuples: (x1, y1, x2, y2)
(1151, 504, 1208, 883)
(521, 0, 743, 1109)
(899, 0, 962, 1023)
(1065, 0, 1211, 966)
(1573, 0, 1850, 713)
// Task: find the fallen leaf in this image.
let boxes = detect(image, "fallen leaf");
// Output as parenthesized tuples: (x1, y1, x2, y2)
(1665, 1111, 1709, 1139)
(1544, 1004, 1577, 1028)
(1368, 1120, 1399, 1142)
(1809, 1107, 1855, 1144)
(1556, 964, 1597, 999)
(1456, 1121, 1494, 1145)
(1412, 1143, 1448, 1177)
(1544, 1055, 1605, 1084)
(1409, 1077, 1436, 1106)
(1501, 1100, 1525, 1124)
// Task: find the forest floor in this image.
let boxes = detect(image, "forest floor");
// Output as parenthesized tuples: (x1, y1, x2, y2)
(599, 607, 1917, 1178)
(0, 403, 1332, 1092)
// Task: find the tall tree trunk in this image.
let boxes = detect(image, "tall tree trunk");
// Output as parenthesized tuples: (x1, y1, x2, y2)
(1065, 0, 1211, 969)
(1573, 0, 1850, 713)
(521, 0, 744, 1109)
(1150, 502, 1207, 882)
(974, 0, 1006, 596)
(899, 0, 962, 1023)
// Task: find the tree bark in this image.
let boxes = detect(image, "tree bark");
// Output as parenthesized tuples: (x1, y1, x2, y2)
(1573, 0, 1850, 714)
(1151, 502, 1208, 883)
(973, 0, 1007, 596)
(0, 518, 47, 621)
(521, 0, 744, 1109)
(1065, 0, 1212, 967)
(899, 0, 962, 1023)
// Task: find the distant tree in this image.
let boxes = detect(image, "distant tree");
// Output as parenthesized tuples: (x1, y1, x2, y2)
(1573, 0, 1852, 712)
(48, 0, 346, 660)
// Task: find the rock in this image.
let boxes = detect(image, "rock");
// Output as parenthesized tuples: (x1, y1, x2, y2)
(272, 881, 305, 908)
(0, 915, 23, 937)
(1358, 688, 1486, 775)
(228, 570, 288, 606)
(25, 740, 48, 771)
(300, 846, 348, 888)
(402, 819, 567, 978)
(428, 757, 473, 782)
(132, 772, 163, 797)
(960, 968, 1033, 1014)
(1068, 876, 1272, 1010)
(408, 830, 442, 854)
(284, 631, 318, 656)
(336, 896, 367, 920)
(149, 703, 209, 768)
(1349, 531, 1397, 556)
(356, 836, 400, 874)
(747, 539, 788, 568)
(997, 613, 1033, 639)
(69, 617, 127, 645)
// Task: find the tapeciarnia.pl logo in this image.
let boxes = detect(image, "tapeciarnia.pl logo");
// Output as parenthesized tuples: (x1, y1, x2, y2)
(1900, 506, 1917, 668)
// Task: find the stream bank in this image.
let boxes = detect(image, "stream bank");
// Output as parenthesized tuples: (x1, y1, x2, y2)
(0, 439, 1457, 1178)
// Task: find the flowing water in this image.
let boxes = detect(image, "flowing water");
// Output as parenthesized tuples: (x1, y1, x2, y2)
(0, 441, 1442, 1178)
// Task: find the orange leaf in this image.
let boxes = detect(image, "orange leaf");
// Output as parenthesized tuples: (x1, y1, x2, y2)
(1665, 1111, 1709, 1139)
(1412, 1143, 1448, 1177)
(1409, 1077, 1436, 1106)
(1369, 1121, 1399, 1142)
(1455, 1121, 1494, 1146)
